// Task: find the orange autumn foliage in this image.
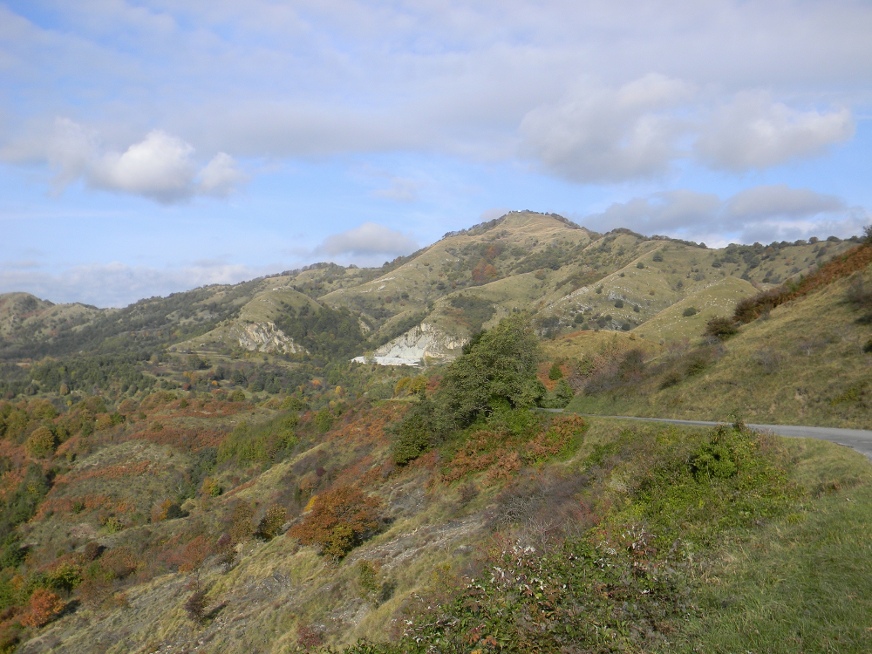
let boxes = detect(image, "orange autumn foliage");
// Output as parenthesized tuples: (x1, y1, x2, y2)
(289, 484, 381, 559)
(21, 588, 64, 628)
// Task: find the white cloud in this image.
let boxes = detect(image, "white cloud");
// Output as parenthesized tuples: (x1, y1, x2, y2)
(726, 185, 845, 220)
(198, 152, 248, 197)
(519, 74, 693, 183)
(33, 120, 246, 203)
(316, 222, 418, 258)
(90, 130, 197, 202)
(585, 185, 866, 245)
(695, 92, 854, 170)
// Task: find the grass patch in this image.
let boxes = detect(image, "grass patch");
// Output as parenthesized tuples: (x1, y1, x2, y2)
(665, 439, 872, 653)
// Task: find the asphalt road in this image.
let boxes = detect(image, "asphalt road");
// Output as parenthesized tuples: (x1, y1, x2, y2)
(584, 415, 872, 461)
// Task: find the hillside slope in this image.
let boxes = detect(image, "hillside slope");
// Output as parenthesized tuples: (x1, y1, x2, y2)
(567, 243, 872, 428)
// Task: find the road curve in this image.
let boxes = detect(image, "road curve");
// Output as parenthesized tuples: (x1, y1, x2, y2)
(578, 415, 872, 461)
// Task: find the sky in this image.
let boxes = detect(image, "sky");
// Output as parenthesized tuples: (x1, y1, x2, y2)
(1, 1, 871, 307)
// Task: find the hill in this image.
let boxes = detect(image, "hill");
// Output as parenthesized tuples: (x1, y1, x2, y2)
(2, 212, 857, 371)
(0, 213, 869, 653)
(567, 241, 872, 428)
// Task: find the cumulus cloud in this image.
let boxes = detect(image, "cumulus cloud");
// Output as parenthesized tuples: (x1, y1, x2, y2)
(31, 119, 246, 203)
(695, 92, 854, 170)
(90, 130, 197, 202)
(520, 74, 693, 183)
(316, 223, 419, 258)
(198, 152, 249, 197)
(585, 185, 865, 245)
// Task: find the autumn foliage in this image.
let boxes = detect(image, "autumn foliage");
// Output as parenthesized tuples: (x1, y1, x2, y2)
(289, 484, 382, 559)
(20, 588, 64, 628)
(733, 242, 872, 324)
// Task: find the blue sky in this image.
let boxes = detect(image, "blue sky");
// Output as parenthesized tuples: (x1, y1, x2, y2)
(1, 1, 871, 307)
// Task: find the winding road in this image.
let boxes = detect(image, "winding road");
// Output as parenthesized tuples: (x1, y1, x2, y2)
(576, 415, 872, 461)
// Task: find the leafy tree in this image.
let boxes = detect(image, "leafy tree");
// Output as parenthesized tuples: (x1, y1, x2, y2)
(24, 426, 57, 458)
(436, 314, 542, 431)
(390, 398, 437, 465)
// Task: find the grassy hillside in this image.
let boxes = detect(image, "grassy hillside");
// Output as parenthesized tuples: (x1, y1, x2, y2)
(7, 407, 870, 653)
(0, 215, 869, 652)
(568, 243, 872, 428)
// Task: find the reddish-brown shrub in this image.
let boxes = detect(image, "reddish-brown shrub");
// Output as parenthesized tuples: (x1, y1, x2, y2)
(99, 547, 139, 580)
(734, 243, 872, 324)
(178, 535, 212, 573)
(20, 589, 64, 628)
(289, 485, 381, 559)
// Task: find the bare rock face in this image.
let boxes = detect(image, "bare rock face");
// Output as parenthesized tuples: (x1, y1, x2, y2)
(354, 322, 466, 366)
(233, 321, 306, 355)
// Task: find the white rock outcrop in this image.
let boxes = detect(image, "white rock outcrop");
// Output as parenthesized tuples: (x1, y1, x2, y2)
(233, 321, 306, 355)
(353, 322, 466, 366)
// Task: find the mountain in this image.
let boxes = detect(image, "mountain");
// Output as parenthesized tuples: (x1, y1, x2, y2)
(1, 211, 857, 368)
(0, 213, 870, 653)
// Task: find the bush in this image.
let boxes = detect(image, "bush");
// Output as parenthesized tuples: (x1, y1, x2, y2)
(24, 427, 57, 458)
(390, 399, 437, 465)
(705, 316, 738, 340)
(682, 306, 698, 317)
(184, 589, 208, 624)
(289, 485, 382, 559)
(256, 504, 287, 540)
(20, 588, 64, 628)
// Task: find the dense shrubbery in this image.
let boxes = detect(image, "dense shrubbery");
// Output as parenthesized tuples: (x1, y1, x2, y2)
(288, 485, 382, 559)
(339, 423, 798, 654)
(217, 411, 298, 468)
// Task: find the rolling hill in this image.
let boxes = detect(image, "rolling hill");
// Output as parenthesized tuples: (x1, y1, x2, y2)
(0, 212, 869, 653)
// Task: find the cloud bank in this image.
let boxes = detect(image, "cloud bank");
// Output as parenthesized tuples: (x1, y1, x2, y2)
(315, 223, 419, 259)
(586, 185, 866, 245)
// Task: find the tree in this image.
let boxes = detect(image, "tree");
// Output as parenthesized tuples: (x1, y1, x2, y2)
(705, 316, 738, 340)
(24, 426, 57, 458)
(437, 314, 542, 431)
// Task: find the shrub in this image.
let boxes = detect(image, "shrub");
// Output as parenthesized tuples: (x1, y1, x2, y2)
(705, 316, 738, 340)
(289, 485, 382, 559)
(682, 306, 698, 317)
(184, 589, 208, 624)
(390, 399, 436, 465)
(24, 427, 57, 458)
(227, 501, 255, 545)
(20, 588, 64, 628)
(256, 504, 288, 540)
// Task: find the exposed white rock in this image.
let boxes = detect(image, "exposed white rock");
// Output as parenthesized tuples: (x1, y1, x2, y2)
(232, 321, 306, 355)
(353, 322, 467, 366)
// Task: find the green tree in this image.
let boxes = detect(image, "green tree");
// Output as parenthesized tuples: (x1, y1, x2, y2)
(436, 314, 542, 431)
